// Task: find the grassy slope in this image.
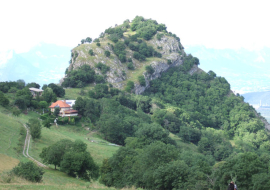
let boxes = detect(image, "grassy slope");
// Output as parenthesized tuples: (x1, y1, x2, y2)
(0, 106, 120, 189)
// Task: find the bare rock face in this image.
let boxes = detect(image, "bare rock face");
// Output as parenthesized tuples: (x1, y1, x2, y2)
(133, 53, 183, 94)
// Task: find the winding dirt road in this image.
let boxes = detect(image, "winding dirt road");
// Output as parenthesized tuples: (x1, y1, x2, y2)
(22, 124, 47, 168)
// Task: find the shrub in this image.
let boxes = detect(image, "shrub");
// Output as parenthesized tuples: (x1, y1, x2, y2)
(156, 33, 163, 41)
(12, 162, 44, 182)
(145, 65, 155, 74)
(125, 81, 134, 92)
(167, 59, 172, 65)
(89, 49, 94, 56)
(95, 62, 110, 74)
(138, 75, 146, 86)
(127, 62, 135, 70)
(133, 52, 146, 61)
(104, 50, 110, 57)
(96, 42, 101, 47)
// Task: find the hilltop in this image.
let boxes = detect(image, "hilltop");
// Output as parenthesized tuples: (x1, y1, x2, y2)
(62, 16, 190, 94)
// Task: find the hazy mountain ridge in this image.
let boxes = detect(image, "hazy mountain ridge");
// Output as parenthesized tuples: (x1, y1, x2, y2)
(0, 43, 71, 86)
(185, 45, 270, 94)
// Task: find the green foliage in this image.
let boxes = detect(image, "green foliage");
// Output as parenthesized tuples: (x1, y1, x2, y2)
(26, 82, 40, 89)
(112, 41, 126, 63)
(12, 162, 44, 182)
(0, 91, 9, 107)
(12, 107, 21, 116)
(28, 118, 42, 139)
(167, 59, 172, 65)
(53, 107, 60, 116)
(15, 87, 32, 110)
(39, 101, 48, 109)
(104, 50, 110, 57)
(145, 65, 154, 74)
(125, 81, 134, 92)
(95, 62, 110, 74)
(42, 118, 51, 128)
(42, 87, 57, 103)
(40, 139, 99, 180)
(85, 37, 92, 43)
(106, 27, 124, 43)
(127, 62, 135, 70)
(130, 16, 167, 40)
(213, 152, 267, 190)
(96, 42, 101, 46)
(62, 65, 97, 88)
(156, 33, 164, 41)
(48, 83, 65, 97)
(88, 49, 94, 56)
(138, 75, 146, 86)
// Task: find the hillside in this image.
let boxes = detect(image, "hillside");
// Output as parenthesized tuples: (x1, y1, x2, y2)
(1, 16, 270, 190)
(63, 16, 186, 94)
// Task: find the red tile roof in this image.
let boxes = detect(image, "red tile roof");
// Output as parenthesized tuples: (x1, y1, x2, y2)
(49, 100, 71, 108)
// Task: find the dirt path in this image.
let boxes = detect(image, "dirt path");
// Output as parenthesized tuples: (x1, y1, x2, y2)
(22, 124, 47, 168)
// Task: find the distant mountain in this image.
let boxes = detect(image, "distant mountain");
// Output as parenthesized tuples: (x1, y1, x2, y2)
(242, 91, 270, 106)
(0, 50, 41, 82)
(0, 43, 72, 86)
(185, 46, 270, 94)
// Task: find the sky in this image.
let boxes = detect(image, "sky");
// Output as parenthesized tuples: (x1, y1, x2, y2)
(1, 0, 270, 53)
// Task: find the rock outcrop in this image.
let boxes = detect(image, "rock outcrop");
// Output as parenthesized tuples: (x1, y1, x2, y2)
(67, 32, 190, 94)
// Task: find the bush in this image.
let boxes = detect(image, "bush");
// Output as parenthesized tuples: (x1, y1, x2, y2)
(125, 81, 134, 92)
(138, 75, 146, 86)
(145, 65, 154, 74)
(96, 42, 101, 47)
(167, 59, 172, 65)
(12, 162, 44, 182)
(104, 50, 110, 57)
(89, 49, 94, 56)
(95, 62, 110, 74)
(127, 62, 135, 70)
(156, 33, 163, 41)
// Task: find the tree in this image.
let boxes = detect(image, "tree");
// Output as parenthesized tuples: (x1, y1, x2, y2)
(48, 83, 65, 97)
(89, 49, 94, 56)
(0, 91, 9, 107)
(26, 82, 40, 89)
(43, 87, 57, 103)
(28, 118, 41, 139)
(42, 119, 51, 128)
(60, 151, 99, 180)
(145, 65, 154, 74)
(86, 37, 92, 43)
(125, 81, 134, 92)
(54, 107, 60, 116)
(40, 139, 99, 180)
(17, 79, 25, 89)
(39, 101, 48, 109)
(104, 50, 110, 57)
(12, 107, 21, 116)
(138, 75, 146, 86)
(40, 139, 73, 170)
(12, 161, 44, 182)
(81, 39, 85, 44)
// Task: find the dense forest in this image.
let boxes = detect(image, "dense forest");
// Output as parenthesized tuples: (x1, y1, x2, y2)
(1, 16, 270, 190)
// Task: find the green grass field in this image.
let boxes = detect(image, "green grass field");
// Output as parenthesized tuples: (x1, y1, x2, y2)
(0, 109, 120, 189)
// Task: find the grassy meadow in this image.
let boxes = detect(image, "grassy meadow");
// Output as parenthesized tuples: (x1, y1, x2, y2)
(0, 107, 121, 189)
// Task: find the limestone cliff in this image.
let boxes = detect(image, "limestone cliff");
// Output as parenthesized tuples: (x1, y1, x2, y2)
(67, 21, 193, 94)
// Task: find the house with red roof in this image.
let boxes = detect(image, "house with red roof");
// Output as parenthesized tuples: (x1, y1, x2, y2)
(49, 100, 78, 117)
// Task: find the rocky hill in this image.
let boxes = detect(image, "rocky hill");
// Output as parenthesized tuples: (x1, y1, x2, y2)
(64, 16, 195, 94)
